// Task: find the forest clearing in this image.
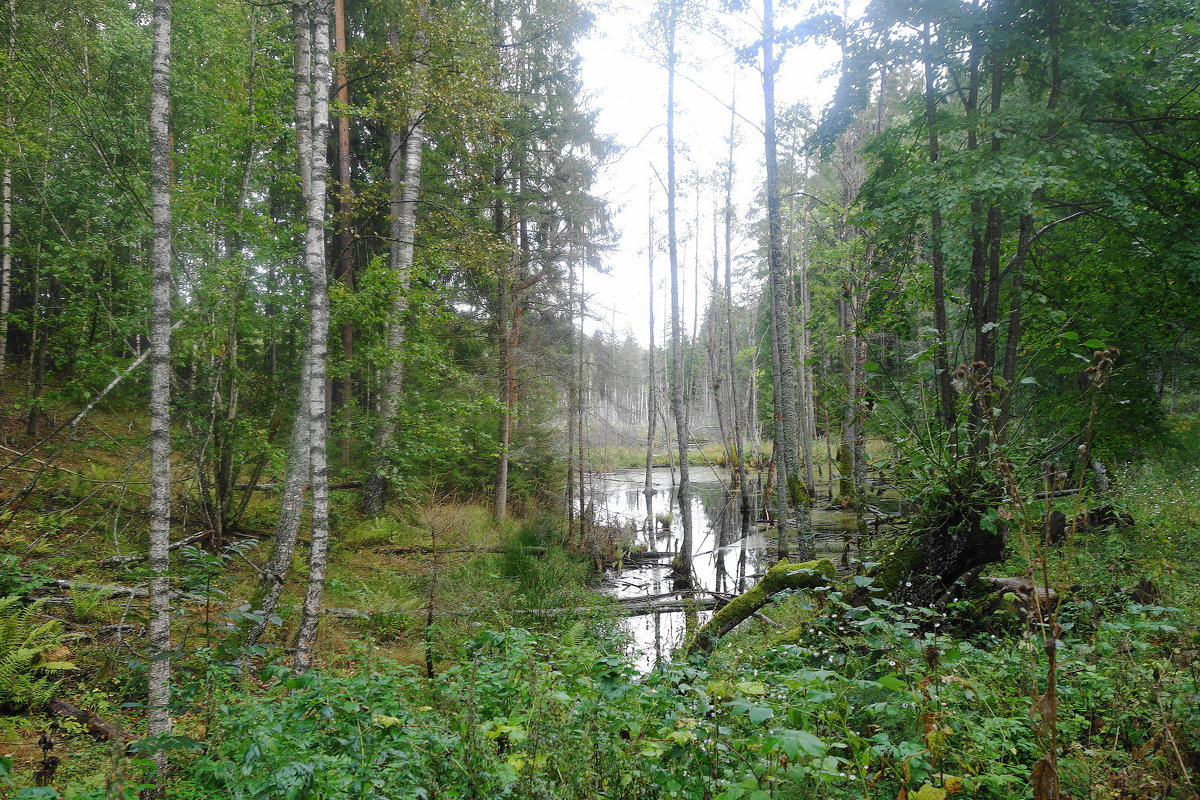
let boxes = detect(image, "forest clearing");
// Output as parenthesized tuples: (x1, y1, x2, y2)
(1, 0, 1199, 797)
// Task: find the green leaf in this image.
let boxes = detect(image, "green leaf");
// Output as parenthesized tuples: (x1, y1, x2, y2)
(747, 705, 774, 724)
(913, 784, 947, 800)
(876, 674, 907, 691)
(16, 789, 60, 800)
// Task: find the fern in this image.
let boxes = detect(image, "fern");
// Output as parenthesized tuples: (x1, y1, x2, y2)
(0, 595, 74, 707)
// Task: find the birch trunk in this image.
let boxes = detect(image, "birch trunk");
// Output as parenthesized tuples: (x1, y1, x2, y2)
(362, 9, 427, 515)
(293, 0, 334, 672)
(147, 0, 173, 785)
(241, 0, 326, 652)
(0, 0, 11, 380)
(333, 0, 353, 456)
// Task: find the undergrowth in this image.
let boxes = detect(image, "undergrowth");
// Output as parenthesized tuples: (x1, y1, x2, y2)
(171, 587, 1197, 800)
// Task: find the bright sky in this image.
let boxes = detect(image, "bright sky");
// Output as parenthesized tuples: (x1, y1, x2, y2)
(577, 0, 844, 345)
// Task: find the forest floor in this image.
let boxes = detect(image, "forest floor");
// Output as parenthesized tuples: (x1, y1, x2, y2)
(2, 388, 1199, 797)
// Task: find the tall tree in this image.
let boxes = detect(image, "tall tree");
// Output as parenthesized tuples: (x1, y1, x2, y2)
(291, 0, 334, 672)
(362, 0, 429, 515)
(660, 0, 694, 581)
(0, 0, 11, 380)
(643, 189, 657, 523)
(146, 0, 174, 785)
(760, 0, 811, 558)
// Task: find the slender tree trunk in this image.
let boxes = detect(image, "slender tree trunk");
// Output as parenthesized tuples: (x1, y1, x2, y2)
(0, 0, 11, 380)
(664, 1, 693, 580)
(644, 195, 656, 523)
(25, 281, 51, 436)
(566, 259, 578, 543)
(723, 168, 750, 533)
(292, 0, 334, 672)
(707, 201, 729, 470)
(146, 0, 173, 786)
(576, 263, 587, 536)
(362, 8, 427, 514)
(1000, 0, 1060, 438)
(333, 0, 353, 461)
(762, 0, 811, 558)
(493, 273, 522, 523)
(241, 0, 328, 653)
(923, 22, 955, 430)
(720, 102, 749, 520)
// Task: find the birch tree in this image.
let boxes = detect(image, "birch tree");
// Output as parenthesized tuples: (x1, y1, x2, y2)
(291, 0, 334, 672)
(146, 0, 174, 785)
(362, 0, 429, 515)
(0, 0, 11, 381)
(241, 0, 333, 665)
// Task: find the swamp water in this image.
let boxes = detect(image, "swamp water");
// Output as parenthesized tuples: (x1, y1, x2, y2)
(589, 465, 895, 670)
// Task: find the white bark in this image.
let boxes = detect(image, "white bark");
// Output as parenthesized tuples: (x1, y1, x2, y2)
(0, 0, 13, 379)
(362, 9, 427, 514)
(242, 0, 321, 651)
(147, 0, 173, 784)
(292, 0, 334, 672)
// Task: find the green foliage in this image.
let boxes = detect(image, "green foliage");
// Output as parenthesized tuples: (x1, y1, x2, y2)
(496, 516, 593, 609)
(181, 582, 1199, 800)
(0, 596, 75, 708)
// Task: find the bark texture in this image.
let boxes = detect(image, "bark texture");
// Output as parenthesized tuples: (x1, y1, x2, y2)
(292, 0, 334, 672)
(146, 0, 173, 784)
(761, 0, 812, 558)
(0, 0, 11, 380)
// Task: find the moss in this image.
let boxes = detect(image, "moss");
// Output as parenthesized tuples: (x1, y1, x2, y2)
(687, 558, 836, 656)
(787, 474, 811, 506)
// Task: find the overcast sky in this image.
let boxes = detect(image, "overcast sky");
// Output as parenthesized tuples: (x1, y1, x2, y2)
(576, 0, 844, 345)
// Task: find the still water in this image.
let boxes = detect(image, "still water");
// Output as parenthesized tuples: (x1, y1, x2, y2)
(589, 465, 874, 670)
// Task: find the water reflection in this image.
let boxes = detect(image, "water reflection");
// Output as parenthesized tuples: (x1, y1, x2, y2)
(592, 465, 891, 670)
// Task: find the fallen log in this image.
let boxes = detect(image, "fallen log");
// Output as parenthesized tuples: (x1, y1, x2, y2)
(50, 579, 208, 604)
(374, 545, 546, 556)
(686, 558, 836, 656)
(325, 591, 730, 621)
(47, 698, 132, 742)
(100, 530, 211, 566)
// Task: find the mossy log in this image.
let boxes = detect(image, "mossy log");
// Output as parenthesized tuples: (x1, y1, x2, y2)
(47, 697, 131, 742)
(686, 558, 836, 656)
